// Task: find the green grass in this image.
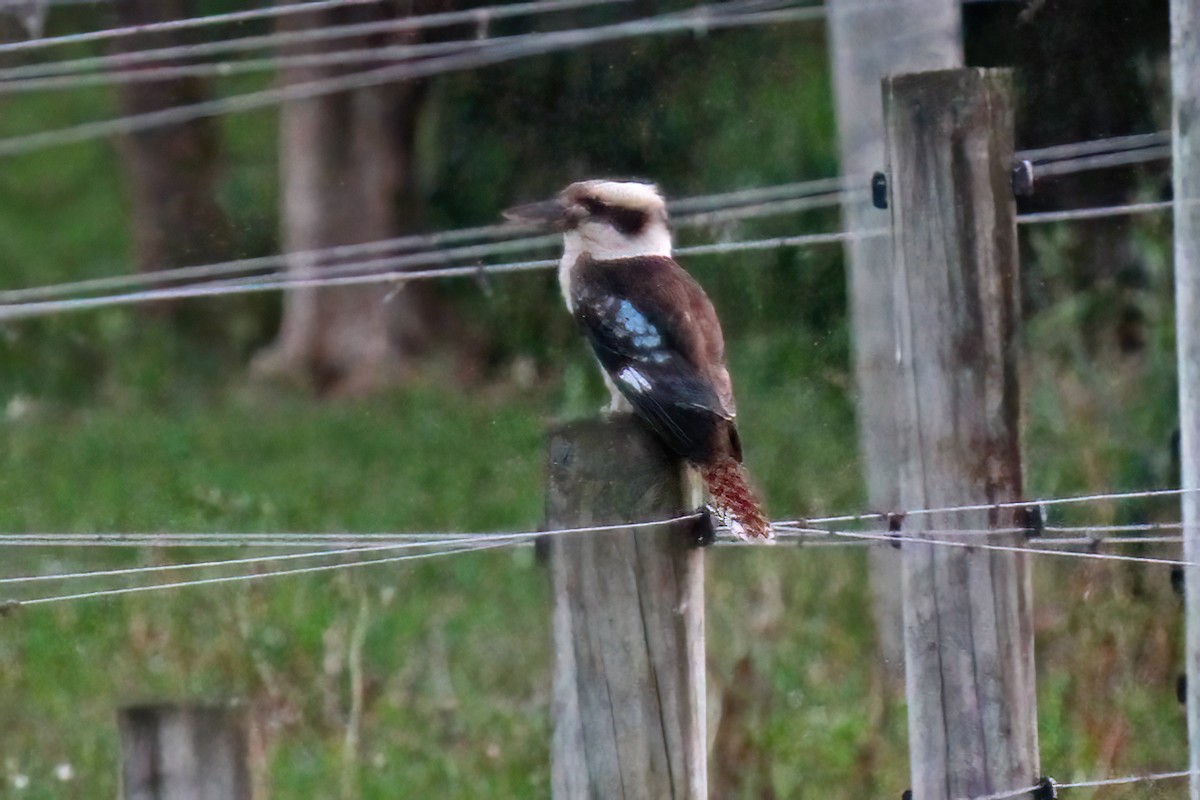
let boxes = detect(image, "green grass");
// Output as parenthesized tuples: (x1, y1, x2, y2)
(1, 322, 1191, 798)
(0, 14, 1188, 796)
(0, 384, 555, 798)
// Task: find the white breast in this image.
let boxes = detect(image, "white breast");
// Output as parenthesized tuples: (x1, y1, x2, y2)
(558, 224, 672, 312)
(559, 236, 584, 311)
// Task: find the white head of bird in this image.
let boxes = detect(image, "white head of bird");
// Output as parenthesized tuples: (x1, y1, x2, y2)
(504, 179, 674, 307)
(504, 179, 673, 262)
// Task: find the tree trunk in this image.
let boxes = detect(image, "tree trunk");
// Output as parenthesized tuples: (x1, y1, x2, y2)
(254, 3, 438, 396)
(112, 0, 233, 310)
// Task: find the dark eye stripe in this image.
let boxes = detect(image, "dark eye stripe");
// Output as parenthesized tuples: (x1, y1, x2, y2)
(611, 207, 647, 235)
(581, 196, 648, 236)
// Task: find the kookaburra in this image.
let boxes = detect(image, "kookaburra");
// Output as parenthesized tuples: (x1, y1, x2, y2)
(505, 179, 772, 540)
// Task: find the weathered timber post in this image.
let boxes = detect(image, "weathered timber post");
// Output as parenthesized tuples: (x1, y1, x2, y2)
(884, 68, 1039, 800)
(826, 0, 962, 675)
(119, 703, 250, 800)
(547, 416, 705, 800)
(1172, 1, 1200, 796)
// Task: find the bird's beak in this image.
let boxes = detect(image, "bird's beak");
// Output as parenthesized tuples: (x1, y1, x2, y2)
(502, 197, 570, 230)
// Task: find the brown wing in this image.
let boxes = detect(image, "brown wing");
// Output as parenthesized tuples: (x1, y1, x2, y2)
(571, 254, 741, 463)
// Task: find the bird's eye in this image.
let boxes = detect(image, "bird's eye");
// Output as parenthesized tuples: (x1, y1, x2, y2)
(611, 208, 647, 236)
(582, 198, 605, 215)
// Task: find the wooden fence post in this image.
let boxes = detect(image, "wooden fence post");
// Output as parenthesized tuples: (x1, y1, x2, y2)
(826, 0, 963, 676)
(119, 703, 250, 800)
(884, 68, 1039, 800)
(547, 416, 706, 800)
(1171, 0, 1200, 796)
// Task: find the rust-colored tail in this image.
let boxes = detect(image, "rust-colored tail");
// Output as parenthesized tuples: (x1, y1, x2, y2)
(698, 457, 773, 541)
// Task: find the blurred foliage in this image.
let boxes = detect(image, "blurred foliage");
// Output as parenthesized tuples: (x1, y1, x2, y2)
(0, 0, 1192, 798)
(0, 2, 842, 401)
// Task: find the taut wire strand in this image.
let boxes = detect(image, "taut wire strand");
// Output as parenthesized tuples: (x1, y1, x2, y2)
(0, 539, 500, 585)
(813, 528, 1197, 568)
(3, 514, 700, 605)
(1056, 769, 1191, 789)
(0, 15, 625, 92)
(0, 163, 1177, 311)
(1033, 145, 1172, 178)
(0, 515, 698, 582)
(1017, 130, 1169, 163)
(0, 176, 857, 303)
(801, 486, 1198, 526)
(0, 192, 1179, 315)
(137, 192, 859, 295)
(0, 523, 1186, 548)
(0, 229, 876, 322)
(1017, 200, 1174, 225)
(0, 0, 628, 56)
(956, 769, 1191, 800)
(0, 2, 819, 157)
(9, 541, 511, 607)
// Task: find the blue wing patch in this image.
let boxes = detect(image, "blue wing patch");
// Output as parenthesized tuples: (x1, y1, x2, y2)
(572, 270, 731, 463)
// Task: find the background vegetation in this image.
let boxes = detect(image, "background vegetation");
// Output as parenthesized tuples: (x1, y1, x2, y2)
(0, 0, 1188, 797)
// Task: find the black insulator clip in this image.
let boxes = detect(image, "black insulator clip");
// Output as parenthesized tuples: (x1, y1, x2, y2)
(887, 511, 906, 549)
(1032, 776, 1058, 800)
(871, 172, 889, 209)
(1172, 565, 1185, 597)
(690, 507, 717, 548)
(1179, 673, 1188, 705)
(1016, 504, 1044, 539)
(1012, 159, 1036, 197)
(901, 789, 912, 800)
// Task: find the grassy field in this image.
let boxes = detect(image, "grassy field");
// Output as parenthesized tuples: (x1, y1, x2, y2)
(0, 332, 884, 799)
(0, 323, 1191, 799)
(0, 16, 1188, 796)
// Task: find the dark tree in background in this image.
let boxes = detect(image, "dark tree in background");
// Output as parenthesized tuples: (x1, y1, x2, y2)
(966, 0, 1168, 184)
(13, 0, 1170, 400)
(252, 1, 452, 396)
(967, 0, 1170, 352)
(0, 0, 48, 39)
(111, 0, 234, 308)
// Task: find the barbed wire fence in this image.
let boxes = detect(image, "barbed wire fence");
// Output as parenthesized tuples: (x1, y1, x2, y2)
(0, 1, 1194, 798)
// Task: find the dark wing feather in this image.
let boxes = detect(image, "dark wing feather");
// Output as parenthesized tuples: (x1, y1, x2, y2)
(571, 255, 740, 463)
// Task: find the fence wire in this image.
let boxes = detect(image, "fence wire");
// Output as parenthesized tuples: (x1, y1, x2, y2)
(0, 195, 1179, 324)
(0, 177, 859, 304)
(0, 8, 641, 90)
(4, 485, 1199, 607)
(8, 540, 510, 607)
(0, 1, 814, 157)
(0, 229, 874, 322)
(1, 4, 1194, 794)
(1, 514, 698, 606)
(800, 486, 1198, 526)
(0, 162, 1177, 322)
(0, 524, 1187, 549)
(0, 0, 626, 56)
(4, 524, 1193, 607)
(960, 769, 1191, 800)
